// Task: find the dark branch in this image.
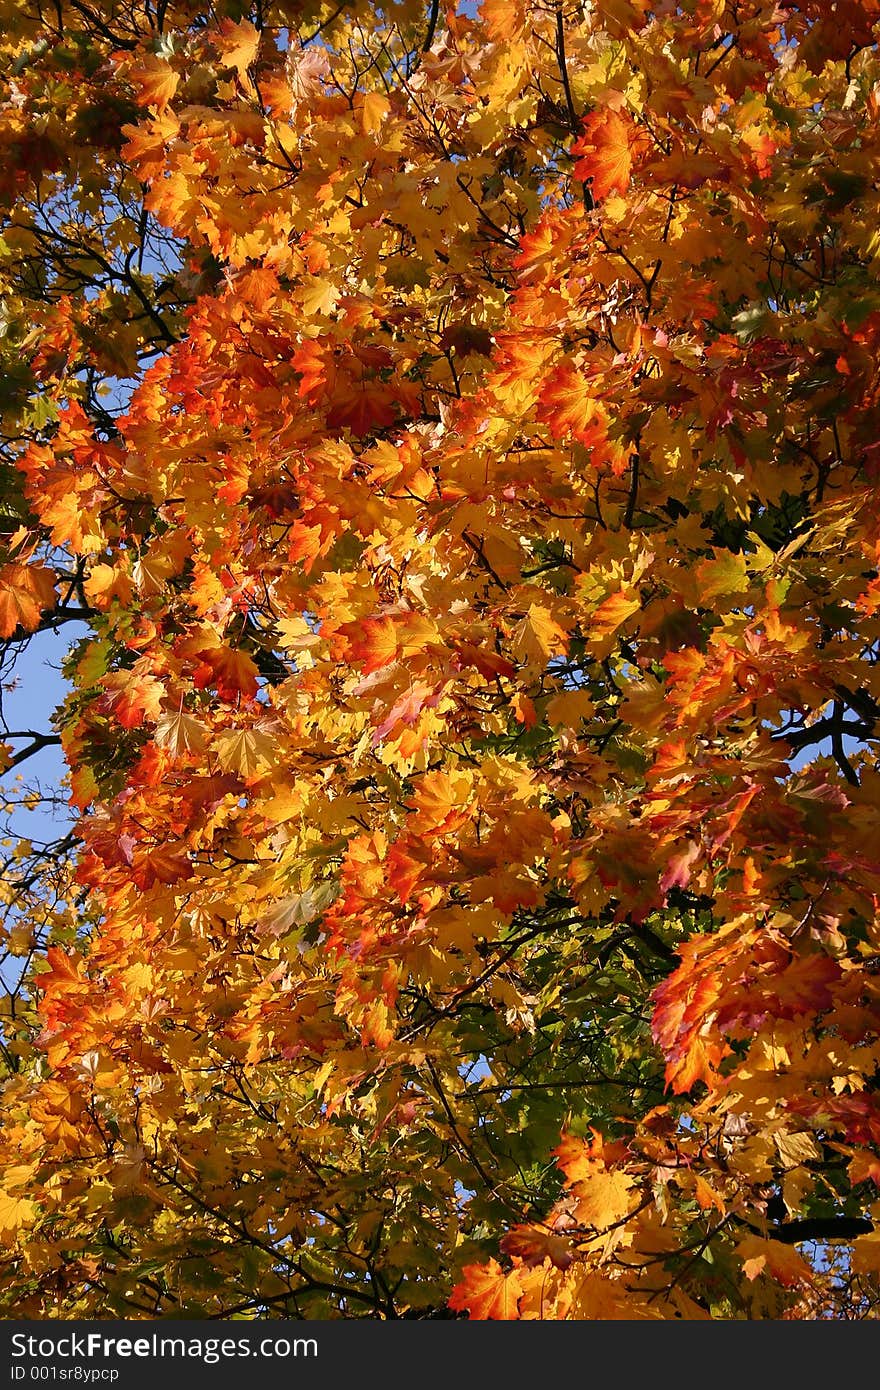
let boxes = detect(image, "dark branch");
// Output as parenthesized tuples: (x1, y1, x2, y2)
(770, 1216, 873, 1245)
(3, 732, 63, 769)
(422, 0, 440, 51)
(831, 699, 860, 785)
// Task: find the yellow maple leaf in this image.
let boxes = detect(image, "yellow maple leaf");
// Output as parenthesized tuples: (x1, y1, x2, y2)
(514, 604, 568, 664)
(545, 689, 595, 728)
(693, 550, 750, 603)
(0, 1191, 36, 1239)
(573, 1167, 636, 1232)
(357, 91, 391, 134)
(155, 711, 208, 758)
(216, 726, 276, 776)
(566, 1271, 664, 1320)
(736, 1236, 813, 1287)
(852, 1234, 880, 1275)
(773, 1130, 822, 1170)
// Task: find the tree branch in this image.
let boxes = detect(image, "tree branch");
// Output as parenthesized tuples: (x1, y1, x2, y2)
(770, 1216, 873, 1246)
(831, 699, 860, 785)
(3, 731, 63, 769)
(422, 0, 440, 51)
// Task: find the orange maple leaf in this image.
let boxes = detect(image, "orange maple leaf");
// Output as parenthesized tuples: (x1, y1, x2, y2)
(131, 843, 193, 889)
(0, 563, 57, 638)
(448, 1259, 525, 1319)
(215, 18, 261, 80)
(408, 769, 471, 836)
(501, 1223, 574, 1270)
(590, 589, 641, 642)
(479, 0, 528, 40)
(192, 646, 259, 701)
(537, 365, 609, 446)
(123, 54, 179, 112)
(37, 947, 85, 997)
(292, 339, 335, 400)
(511, 692, 538, 727)
(350, 616, 398, 674)
(572, 110, 642, 200)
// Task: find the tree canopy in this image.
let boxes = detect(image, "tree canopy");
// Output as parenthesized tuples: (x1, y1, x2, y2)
(1, 0, 880, 1320)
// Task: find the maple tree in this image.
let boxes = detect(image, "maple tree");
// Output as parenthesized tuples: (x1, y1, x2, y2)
(1, 0, 880, 1320)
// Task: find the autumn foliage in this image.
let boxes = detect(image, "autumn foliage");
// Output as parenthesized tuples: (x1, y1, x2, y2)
(1, 0, 880, 1319)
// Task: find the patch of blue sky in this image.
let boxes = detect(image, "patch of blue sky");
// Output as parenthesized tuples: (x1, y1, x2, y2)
(1, 623, 86, 843)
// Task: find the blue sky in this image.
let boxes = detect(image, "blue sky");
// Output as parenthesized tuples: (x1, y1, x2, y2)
(2, 624, 83, 843)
